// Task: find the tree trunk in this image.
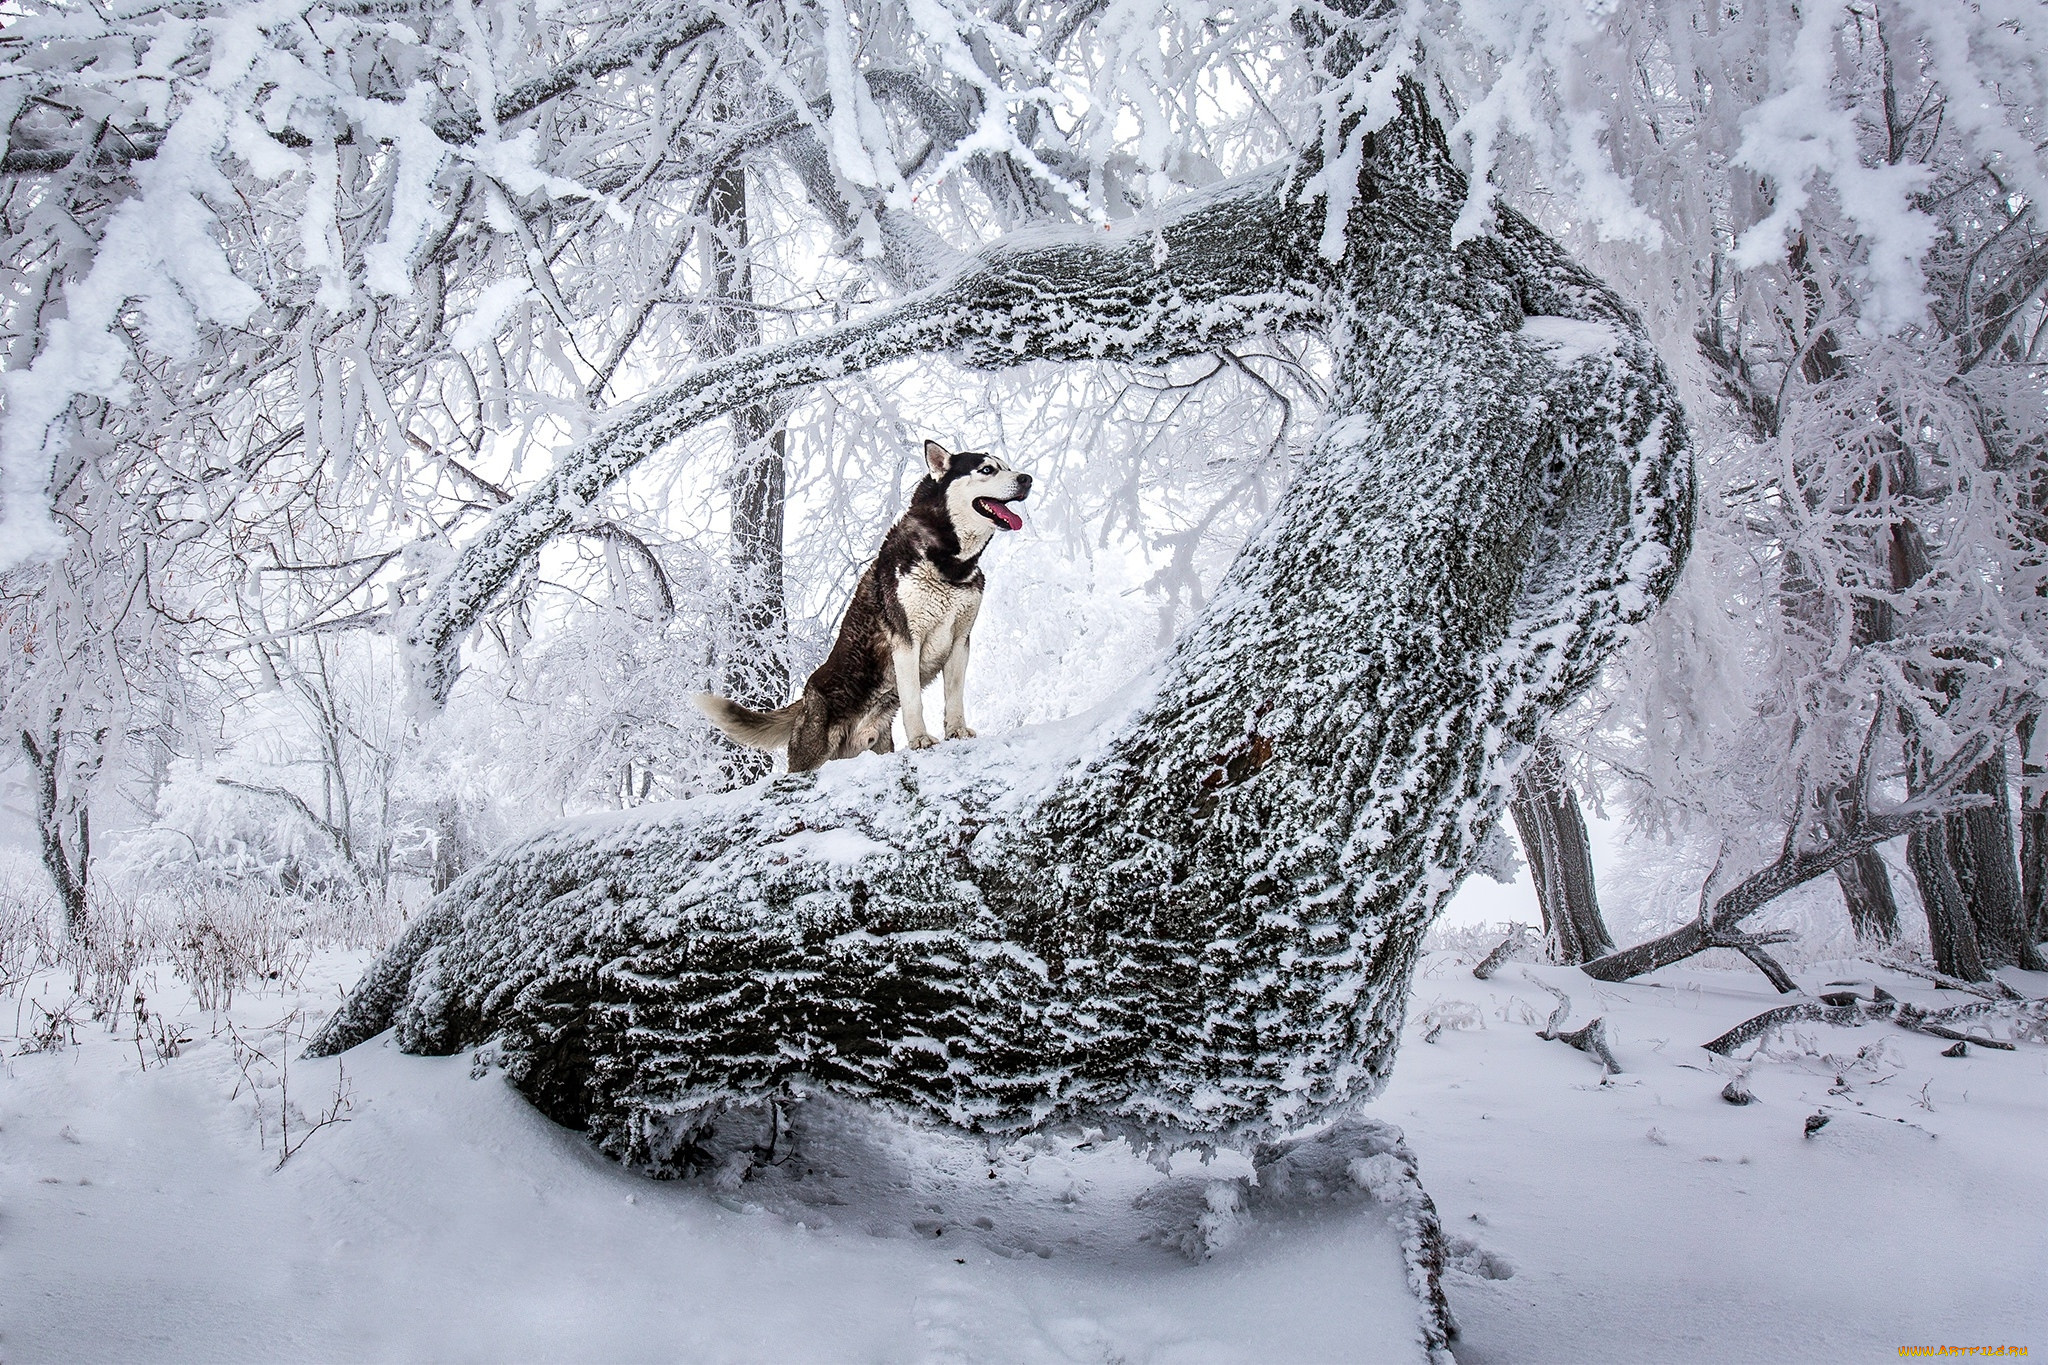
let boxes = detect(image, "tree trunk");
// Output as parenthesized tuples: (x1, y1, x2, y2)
(1908, 817, 1989, 981)
(703, 163, 788, 785)
(431, 795, 466, 896)
(1833, 851, 1900, 942)
(1863, 425, 2021, 974)
(1703, 287, 1916, 954)
(1507, 735, 1614, 963)
(21, 725, 89, 939)
(2018, 714, 2048, 946)
(1948, 748, 2044, 970)
(331, 82, 1692, 1159)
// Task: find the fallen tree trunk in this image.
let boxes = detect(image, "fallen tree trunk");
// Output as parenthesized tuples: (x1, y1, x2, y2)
(1702, 993, 2041, 1056)
(312, 82, 1692, 1162)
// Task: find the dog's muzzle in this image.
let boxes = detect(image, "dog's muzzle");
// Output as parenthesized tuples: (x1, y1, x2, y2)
(973, 474, 1031, 531)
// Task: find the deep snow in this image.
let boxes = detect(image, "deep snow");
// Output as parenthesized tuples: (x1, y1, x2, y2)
(6, 945, 2044, 1363)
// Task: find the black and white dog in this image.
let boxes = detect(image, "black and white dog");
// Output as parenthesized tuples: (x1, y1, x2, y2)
(695, 439, 1032, 773)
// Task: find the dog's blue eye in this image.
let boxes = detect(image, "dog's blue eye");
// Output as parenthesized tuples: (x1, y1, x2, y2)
(980, 465, 996, 475)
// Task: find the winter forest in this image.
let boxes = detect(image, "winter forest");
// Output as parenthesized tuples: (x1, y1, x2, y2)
(3, 0, 2046, 1359)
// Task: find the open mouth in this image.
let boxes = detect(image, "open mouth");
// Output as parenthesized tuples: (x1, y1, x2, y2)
(972, 496, 1024, 531)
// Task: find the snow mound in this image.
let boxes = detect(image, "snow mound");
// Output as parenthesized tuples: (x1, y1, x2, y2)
(1386, 952, 2048, 1361)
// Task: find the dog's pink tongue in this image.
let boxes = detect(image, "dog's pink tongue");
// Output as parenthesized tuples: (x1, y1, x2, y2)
(992, 502, 1023, 531)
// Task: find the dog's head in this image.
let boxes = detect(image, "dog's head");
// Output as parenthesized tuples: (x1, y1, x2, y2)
(921, 439, 1032, 534)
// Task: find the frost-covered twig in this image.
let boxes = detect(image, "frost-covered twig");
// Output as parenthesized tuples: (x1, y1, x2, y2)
(1524, 971, 1573, 1039)
(1522, 970, 1622, 1072)
(227, 1009, 355, 1169)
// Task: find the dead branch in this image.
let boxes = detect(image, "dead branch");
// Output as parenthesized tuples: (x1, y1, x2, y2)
(1472, 928, 1532, 980)
(1522, 971, 1622, 1072)
(1895, 1004, 2020, 1051)
(1702, 991, 2042, 1056)
(1554, 1017, 1623, 1073)
(1524, 971, 1571, 1036)
(1735, 941, 1800, 994)
(1585, 717, 2004, 987)
(1870, 956, 2025, 1002)
(1702, 1000, 1874, 1056)
(213, 778, 370, 893)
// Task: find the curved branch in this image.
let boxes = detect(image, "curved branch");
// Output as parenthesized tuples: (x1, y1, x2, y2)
(576, 520, 675, 617)
(214, 777, 370, 892)
(400, 166, 1313, 702)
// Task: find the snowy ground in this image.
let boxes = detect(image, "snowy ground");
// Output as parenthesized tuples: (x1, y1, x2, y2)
(1387, 950, 2048, 1363)
(6, 946, 2044, 1363)
(4, 952, 1429, 1365)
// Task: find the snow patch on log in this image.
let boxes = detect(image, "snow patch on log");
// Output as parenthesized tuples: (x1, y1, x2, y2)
(1518, 314, 1623, 363)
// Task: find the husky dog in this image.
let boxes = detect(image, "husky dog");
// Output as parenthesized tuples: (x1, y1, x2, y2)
(695, 439, 1032, 773)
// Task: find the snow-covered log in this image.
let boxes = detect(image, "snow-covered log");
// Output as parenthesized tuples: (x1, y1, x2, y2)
(313, 83, 1692, 1163)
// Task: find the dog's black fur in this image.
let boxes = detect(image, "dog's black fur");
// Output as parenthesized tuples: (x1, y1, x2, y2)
(695, 440, 1031, 772)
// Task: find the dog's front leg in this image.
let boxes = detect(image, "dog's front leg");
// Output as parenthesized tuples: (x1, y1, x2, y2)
(892, 642, 937, 749)
(943, 634, 975, 740)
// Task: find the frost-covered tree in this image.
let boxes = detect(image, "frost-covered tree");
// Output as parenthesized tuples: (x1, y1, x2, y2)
(304, 7, 1692, 1170)
(10, 0, 2039, 1159)
(1412, 0, 2048, 983)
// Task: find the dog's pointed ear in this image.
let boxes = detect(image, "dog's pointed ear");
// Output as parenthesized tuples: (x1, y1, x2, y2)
(922, 439, 953, 478)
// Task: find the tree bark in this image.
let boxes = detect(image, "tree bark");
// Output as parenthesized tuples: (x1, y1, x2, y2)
(1947, 749, 2044, 970)
(1507, 735, 1613, 963)
(1906, 816, 1988, 981)
(324, 83, 1693, 1159)
(2018, 714, 2048, 946)
(21, 725, 89, 939)
(703, 163, 788, 785)
(1863, 394, 2016, 973)
(1834, 851, 1901, 942)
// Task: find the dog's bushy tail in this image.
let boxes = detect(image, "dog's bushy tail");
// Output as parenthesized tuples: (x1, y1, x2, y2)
(693, 693, 802, 751)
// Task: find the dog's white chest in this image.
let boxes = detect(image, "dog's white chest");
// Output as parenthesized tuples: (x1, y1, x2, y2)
(892, 564, 978, 683)
(897, 563, 978, 651)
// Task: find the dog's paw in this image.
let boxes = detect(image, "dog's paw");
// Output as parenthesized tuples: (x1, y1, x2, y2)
(908, 734, 939, 750)
(946, 724, 977, 740)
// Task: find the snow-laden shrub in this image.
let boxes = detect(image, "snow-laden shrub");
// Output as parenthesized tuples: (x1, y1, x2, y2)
(59, 888, 156, 1023)
(113, 763, 368, 904)
(0, 848, 59, 987)
(156, 881, 311, 1012)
